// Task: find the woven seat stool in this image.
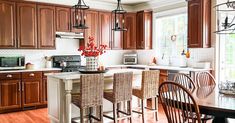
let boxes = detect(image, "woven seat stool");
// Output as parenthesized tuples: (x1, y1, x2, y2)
(72, 74, 104, 123)
(103, 72, 133, 123)
(132, 70, 160, 123)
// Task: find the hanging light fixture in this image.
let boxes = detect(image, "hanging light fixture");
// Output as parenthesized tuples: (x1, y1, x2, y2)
(112, 0, 127, 31)
(72, 0, 89, 29)
(215, 0, 235, 34)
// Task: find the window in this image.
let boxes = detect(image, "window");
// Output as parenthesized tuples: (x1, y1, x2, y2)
(155, 13, 188, 59)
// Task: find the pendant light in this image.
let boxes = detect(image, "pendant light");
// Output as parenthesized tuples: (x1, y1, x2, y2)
(112, 0, 127, 31)
(72, 0, 89, 29)
(214, 0, 235, 34)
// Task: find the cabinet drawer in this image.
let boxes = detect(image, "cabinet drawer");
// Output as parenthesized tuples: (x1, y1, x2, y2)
(22, 72, 42, 79)
(43, 71, 60, 79)
(0, 73, 21, 80)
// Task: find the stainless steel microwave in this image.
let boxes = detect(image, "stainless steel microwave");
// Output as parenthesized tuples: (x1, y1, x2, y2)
(123, 54, 138, 65)
(0, 56, 25, 70)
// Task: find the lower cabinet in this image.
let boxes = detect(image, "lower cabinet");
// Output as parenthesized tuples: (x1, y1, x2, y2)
(22, 79, 41, 107)
(0, 80, 21, 110)
(41, 78, 47, 104)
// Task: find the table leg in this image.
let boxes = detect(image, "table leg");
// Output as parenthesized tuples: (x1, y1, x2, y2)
(212, 117, 228, 123)
(65, 90, 72, 123)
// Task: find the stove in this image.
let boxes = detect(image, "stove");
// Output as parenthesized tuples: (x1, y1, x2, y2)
(52, 55, 83, 72)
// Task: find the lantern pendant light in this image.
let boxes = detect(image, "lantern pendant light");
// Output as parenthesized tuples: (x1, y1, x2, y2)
(112, 0, 127, 31)
(72, 0, 89, 29)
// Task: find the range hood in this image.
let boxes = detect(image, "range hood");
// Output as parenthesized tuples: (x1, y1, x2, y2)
(56, 32, 84, 39)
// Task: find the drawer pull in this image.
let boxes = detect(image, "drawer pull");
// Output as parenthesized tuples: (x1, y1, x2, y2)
(6, 74, 13, 78)
(29, 73, 35, 77)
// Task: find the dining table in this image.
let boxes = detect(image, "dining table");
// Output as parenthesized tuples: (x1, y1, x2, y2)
(192, 85, 235, 123)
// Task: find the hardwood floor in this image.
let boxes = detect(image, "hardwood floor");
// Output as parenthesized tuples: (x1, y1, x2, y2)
(0, 105, 168, 123)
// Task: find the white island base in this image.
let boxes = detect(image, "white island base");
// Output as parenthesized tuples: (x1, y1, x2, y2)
(47, 69, 145, 123)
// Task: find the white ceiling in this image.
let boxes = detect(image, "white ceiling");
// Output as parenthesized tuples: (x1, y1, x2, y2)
(92, 0, 152, 5)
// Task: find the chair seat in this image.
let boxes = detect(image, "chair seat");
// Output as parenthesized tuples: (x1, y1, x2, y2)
(132, 86, 143, 99)
(104, 89, 115, 103)
(71, 93, 81, 107)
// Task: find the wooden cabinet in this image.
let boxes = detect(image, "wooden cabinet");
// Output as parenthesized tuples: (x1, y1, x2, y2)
(17, 3, 37, 49)
(136, 11, 152, 49)
(188, 0, 211, 48)
(37, 5, 56, 49)
(0, 1, 16, 49)
(99, 12, 112, 49)
(111, 14, 123, 50)
(21, 72, 42, 107)
(0, 80, 21, 110)
(83, 10, 99, 46)
(124, 13, 136, 49)
(56, 7, 71, 32)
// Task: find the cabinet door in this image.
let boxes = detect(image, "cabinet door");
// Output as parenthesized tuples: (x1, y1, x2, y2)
(136, 12, 144, 49)
(37, 5, 56, 49)
(17, 3, 37, 49)
(22, 79, 41, 107)
(111, 14, 123, 50)
(56, 7, 70, 32)
(124, 13, 136, 49)
(144, 12, 152, 49)
(99, 12, 112, 49)
(83, 10, 99, 46)
(42, 79, 47, 103)
(188, 0, 202, 48)
(202, 0, 211, 48)
(0, 1, 16, 49)
(71, 9, 84, 33)
(0, 80, 21, 110)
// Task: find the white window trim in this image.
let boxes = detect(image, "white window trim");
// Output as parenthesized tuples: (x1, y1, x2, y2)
(152, 7, 187, 54)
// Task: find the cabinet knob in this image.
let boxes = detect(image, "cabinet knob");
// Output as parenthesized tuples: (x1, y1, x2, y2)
(29, 73, 35, 77)
(6, 74, 13, 78)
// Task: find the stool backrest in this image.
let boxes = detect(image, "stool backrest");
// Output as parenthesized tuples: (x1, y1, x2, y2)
(159, 81, 201, 123)
(80, 74, 104, 107)
(113, 72, 133, 103)
(141, 70, 160, 98)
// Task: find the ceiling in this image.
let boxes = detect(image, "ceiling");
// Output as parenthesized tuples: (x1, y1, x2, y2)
(92, 0, 152, 5)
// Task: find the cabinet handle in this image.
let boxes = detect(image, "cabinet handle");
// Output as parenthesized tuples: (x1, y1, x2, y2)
(6, 74, 13, 78)
(18, 82, 21, 92)
(22, 82, 24, 91)
(29, 73, 35, 77)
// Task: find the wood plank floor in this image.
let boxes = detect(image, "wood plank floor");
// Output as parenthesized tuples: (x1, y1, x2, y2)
(0, 105, 168, 123)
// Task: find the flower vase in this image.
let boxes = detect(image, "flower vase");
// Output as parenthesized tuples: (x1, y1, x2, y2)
(86, 57, 98, 71)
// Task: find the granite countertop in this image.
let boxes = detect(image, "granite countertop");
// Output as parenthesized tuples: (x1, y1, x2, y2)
(47, 69, 143, 80)
(106, 64, 212, 72)
(0, 68, 62, 73)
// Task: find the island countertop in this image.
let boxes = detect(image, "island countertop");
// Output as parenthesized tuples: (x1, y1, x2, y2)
(46, 69, 143, 80)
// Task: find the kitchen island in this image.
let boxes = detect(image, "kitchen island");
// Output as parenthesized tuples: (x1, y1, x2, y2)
(46, 69, 143, 123)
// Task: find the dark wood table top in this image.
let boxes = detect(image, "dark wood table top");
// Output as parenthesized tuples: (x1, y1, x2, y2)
(192, 85, 235, 118)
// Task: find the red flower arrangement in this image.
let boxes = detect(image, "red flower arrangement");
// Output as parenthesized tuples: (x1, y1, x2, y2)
(78, 36, 107, 57)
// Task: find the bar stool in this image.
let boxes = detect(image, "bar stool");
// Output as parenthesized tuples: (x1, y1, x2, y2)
(103, 72, 133, 123)
(72, 74, 104, 123)
(132, 70, 160, 123)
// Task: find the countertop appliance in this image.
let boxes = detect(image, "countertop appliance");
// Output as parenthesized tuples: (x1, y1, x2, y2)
(123, 53, 138, 65)
(0, 56, 25, 70)
(52, 55, 82, 72)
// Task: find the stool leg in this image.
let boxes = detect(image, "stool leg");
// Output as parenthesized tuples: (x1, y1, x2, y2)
(117, 102, 120, 118)
(141, 99, 145, 123)
(155, 97, 158, 121)
(89, 107, 92, 123)
(113, 103, 117, 123)
(128, 100, 132, 123)
(100, 105, 103, 123)
(80, 108, 84, 123)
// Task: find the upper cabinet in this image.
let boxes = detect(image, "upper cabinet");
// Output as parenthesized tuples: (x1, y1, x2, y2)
(99, 12, 112, 49)
(188, 0, 211, 48)
(0, 1, 16, 49)
(56, 7, 71, 32)
(37, 5, 56, 49)
(84, 10, 99, 46)
(17, 3, 37, 49)
(136, 11, 152, 49)
(123, 13, 136, 49)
